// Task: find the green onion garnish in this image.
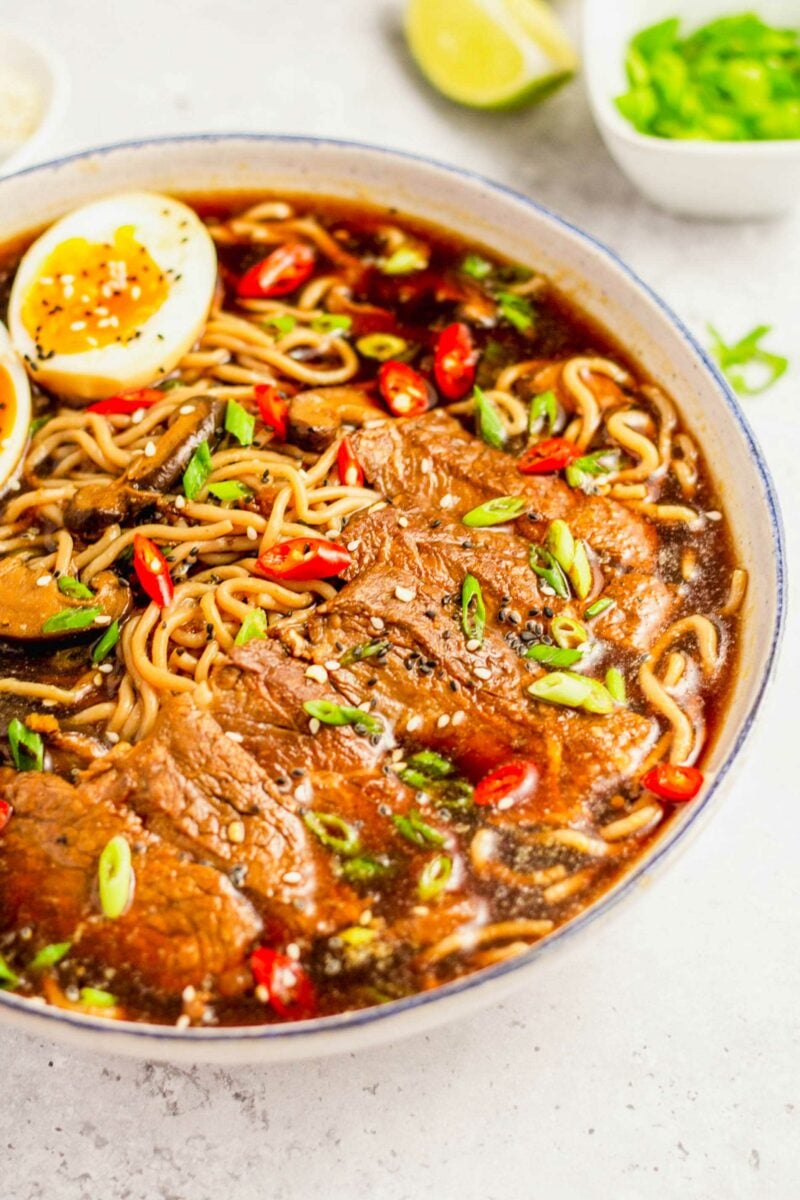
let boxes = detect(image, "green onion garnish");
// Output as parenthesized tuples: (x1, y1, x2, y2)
(263, 314, 297, 336)
(496, 291, 534, 334)
(398, 753, 473, 809)
(57, 575, 94, 600)
(7, 718, 44, 772)
(568, 540, 593, 600)
(526, 644, 584, 668)
(29, 414, 51, 437)
(605, 667, 627, 705)
(304, 811, 362, 856)
(585, 597, 615, 620)
(42, 606, 103, 634)
(473, 385, 507, 449)
(79, 987, 117, 1008)
(310, 313, 352, 334)
(463, 496, 525, 528)
(528, 671, 614, 715)
(380, 245, 429, 274)
(393, 809, 446, 848)
(207, 480, 253, 504)
(529, 389, 558, 437)
(529, 546, 570, 600)
(0, 953, 20, 990)
(97, 834, 133, 920)
(356, 333, 409, 361)
(29, 941, 71, 971)
(303, 699, 383, 735)
(224, 399, 255, 447)
(154, 377, 184, 391)
(340, 854, 393, 883)
(404, 750, 455, 779)
(708, 324, 789, 396)
(417, 853, 453, 901)
(182, 439, 213, 500)
(340, 639, 390, 666)
(92, 619, 120, 664)
(461, 253, 493, 280)
(550, 615, 588, 649)
(234, 607, 267, 646)
(546, 519, 575, 574)
(565, 449, 617, 492)
(461, 574, 486, 646)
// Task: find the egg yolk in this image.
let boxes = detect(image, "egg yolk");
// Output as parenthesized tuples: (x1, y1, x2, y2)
(0, 365, 16, 444)
(21, 225, 169, 357)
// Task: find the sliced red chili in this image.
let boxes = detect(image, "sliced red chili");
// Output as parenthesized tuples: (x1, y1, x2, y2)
(0, 798, 12, 834)
(87, 388, 164, 415)
(256, 537, 352, 583)
(236, 243, 316, 299)
(132, 533, 174, 608)
(642, 763, 704, 803)
(434, 322, 478, 400)
(518, 437, 582, 475)
(255, 383, 289, 441)
(337, 436, 364, 488)
(474, 759, 540, 809)
(250, 947, 316, 1020)
(378, 361, 435, 417)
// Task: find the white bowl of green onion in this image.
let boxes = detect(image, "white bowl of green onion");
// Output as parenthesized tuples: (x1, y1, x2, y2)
(583, 1, 800, 218)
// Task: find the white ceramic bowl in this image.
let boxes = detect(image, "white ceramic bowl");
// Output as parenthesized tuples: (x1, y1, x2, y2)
(0, 136, 785, 1062)
(583, 0, 800, 219)
(0, 26, 69, 176)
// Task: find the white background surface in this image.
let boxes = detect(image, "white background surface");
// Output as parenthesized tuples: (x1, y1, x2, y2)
(0, 2, 798, 1197)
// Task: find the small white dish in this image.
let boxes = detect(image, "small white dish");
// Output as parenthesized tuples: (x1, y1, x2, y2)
(583, 0, 800, 219)
(0, 26, 69, 177)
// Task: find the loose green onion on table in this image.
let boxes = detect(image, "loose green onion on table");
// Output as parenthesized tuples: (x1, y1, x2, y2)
(708, 324, 789, 396)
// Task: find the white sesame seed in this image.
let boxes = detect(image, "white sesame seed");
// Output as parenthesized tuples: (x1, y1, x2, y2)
(144, 440, 156, 458)
(179, 405, 196, 415)
(436, 714, 451, 729)
(706, 510, 722, 521)
(255, 984, 269, 1004)
(131, 408, 146, 424)
(359, 909, 373, 926)
(324, 659, 341, 672)
(397, 515, 409, 528)
(283, 870, 302, 885)
(286, 942, 301, 961)
(474, 666, 492, 681)
(7, 479, 20, 491)
(106, 731, 120, 744)
(174, 495, 186, 509)
(391, 748, 404, 762)
(175, 1014, 191, 1029)
(95, 305, 109, 317)
(370, 616, 385, 632)
(94, 615, 112, 626)
(227, 820, 246, 844)
(466, 638, 481, 652)
(394, 585, 415, 602)
(131, 285, 142, 300)
(406, 714, 423, 732)
(69, 320, 86, 332)
(309, 717, 321, 735)
(97, 317, 113, 329)
(412, 905, 430, 916)
(93, 673, 103, 687)
(420, 458, 433, 474)
(305, 664, 328, 685)
(540, 584, 556, 596)
(451, 711, 466, 727)
(346, 540, 360, 552)
(439, 494, 457, 509)
(246, 526, 258, 541)
(225, 730, 244, 743)
(182, 985, 197, 1003)
(36, 573, 52, 587)
(98, 663, 113, 674)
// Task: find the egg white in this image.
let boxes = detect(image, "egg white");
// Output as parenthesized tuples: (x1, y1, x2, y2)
(0, 321, 31, 492)
(8, 191, 217, 401)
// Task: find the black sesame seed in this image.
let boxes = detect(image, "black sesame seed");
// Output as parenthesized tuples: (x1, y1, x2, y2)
(543, 606, 554, 618)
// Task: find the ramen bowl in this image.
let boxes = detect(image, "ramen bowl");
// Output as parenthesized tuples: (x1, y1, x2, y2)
(0, 136, 784, 1063)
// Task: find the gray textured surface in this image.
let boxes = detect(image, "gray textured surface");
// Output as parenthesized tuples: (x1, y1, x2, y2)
(1, 2, 798, 1197)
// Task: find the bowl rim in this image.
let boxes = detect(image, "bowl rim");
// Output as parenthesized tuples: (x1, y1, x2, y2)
(0, 132, 786, 1050)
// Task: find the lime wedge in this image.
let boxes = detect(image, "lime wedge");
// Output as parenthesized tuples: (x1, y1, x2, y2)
(405, 0, 578, 110)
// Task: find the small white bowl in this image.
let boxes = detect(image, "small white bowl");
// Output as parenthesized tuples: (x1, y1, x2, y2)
(0, 26, 69, 177)
(583, 0, 800, 219)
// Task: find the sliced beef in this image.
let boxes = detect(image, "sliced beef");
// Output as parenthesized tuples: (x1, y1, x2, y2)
(591, 571, 677, 654)
(350, 410, 658, 570)
(0, 768, 261, 996)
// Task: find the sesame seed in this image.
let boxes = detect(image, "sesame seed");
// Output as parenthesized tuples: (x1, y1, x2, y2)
(439, 494, 456, 509)
(436, 714, 450, 729)
(106, 731, 120, 744)
(706, 510, 722, 521)
(93, 673, 103, 687)
(131, 408, 146, 424)
(246, 526, 258, 541)
(324, 659, 341, 672)
(397, 515, 409, 528)
(370, 616, 385, 632)
(227, 820, 246, 844)
(394, 585, 415, 602)
(175, 1014, 191, 1029)
(255, 984, 269, 1004)
(406, 714, 423, 732)
(305, 664, 328, 684)
(225, 730, 244, 743)
(36, 573, 52, 587)
(94, 615, 112, 626)
(182, 985, 197, 1003)
(391, 748, 404, 762)
(420, 458, 433, 474)
(179, 405, 196, 415)
(69, 320, 86, 332)
(309, 717, 321, 735)
(474, 666, 492, 681)
(286, 942, 301, 960)
(144, 440, 156, 458)
(347, 540, 360, 552)
(466, 638, 481, 652)
(98, 663, 113, 674)
(283, 870, 302, 885)
(174, 495, 186, 509)
(452, 711, 466, 727)
(359, 909, 373, 926)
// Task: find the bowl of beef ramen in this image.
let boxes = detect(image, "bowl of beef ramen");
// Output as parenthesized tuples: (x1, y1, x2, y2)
(0, 136, 784, 1062)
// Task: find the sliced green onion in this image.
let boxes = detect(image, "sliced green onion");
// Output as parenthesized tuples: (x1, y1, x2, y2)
(393, 809, 446, 848)
(311, 313, 352, 334)
(340, 854, 393, 883)
(565, 449, 617, 492)
(29, 941, 71, 971)
(461, 253, 493, 280)
(0, 952, 20, 990)
(338, 925, 377, 946)
(97, 834, 133, 920)
(262, 314, 297, 336)
(551, 615, 588, 649)
(182, 439, 213, 500)
(528, 671, 614, 715)
(7, 718, 44, 772)
(496, 291, 534, 334)
(234, 607, 267, 646)
(463, 496, 525, 528)
(224, 399, 255, 447)
(461, 574, 486, 646)
(568, 540, 593, 600)
(79, 987, 117, 1008)
(380, 245, 429, 274)
(473, 385, 507, 449)
(356, 332, 409, 361)
(405, 750, 455, 779)
(417, 853, 453, 901)
(529, 545, 570, 600)
(29, 414, 52, 437)
(546, 519, 575, 573)
(304, 810, 362, 856)
(585, 597, 615, 620)
(207, 480, 253, 504)
(529, 389, 557, 437)
(57, 576, 94, 600)
(154, 377, 184, 391)
(525, 644, 584, 668)
(708, 324, 789, 396)
(303, 699, 383, 735)
(92, 619, 120, 664)
(605, 667, 627, 704)
(340, 639, 390, 666)
(42, 606, 103, 634)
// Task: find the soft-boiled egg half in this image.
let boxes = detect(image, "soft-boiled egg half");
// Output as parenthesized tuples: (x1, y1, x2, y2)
(0, 321, 31, 490)
(8, 192, 217, 401)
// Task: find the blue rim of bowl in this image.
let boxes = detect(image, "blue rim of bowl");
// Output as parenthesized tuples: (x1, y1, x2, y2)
(0, 134, 786, 1047)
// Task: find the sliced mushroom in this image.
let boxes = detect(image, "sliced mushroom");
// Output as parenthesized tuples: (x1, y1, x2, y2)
(287, 387, 382, 451)
(0, 556, 130, 641)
